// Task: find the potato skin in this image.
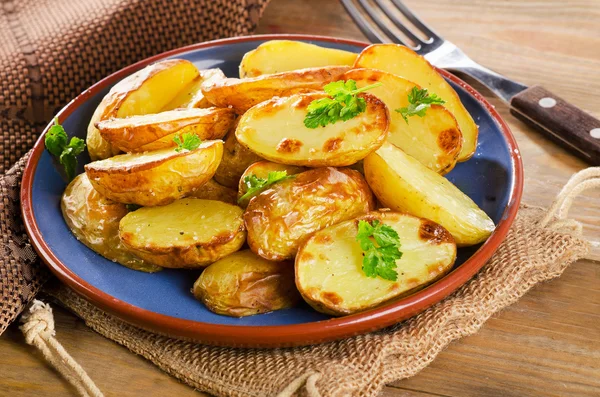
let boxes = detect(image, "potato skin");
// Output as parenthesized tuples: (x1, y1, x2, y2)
(244, 167, 375, 261)
(85, 141, 223, 206)
(213, 129, 263, 188)
(61, 174, 161, 272)
(237, 161, 306, 208)
(189, 179, 237, 204)
(193, 250, 300, 317)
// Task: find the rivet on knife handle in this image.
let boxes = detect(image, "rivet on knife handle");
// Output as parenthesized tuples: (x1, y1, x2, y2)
(510, 85, 600, 165)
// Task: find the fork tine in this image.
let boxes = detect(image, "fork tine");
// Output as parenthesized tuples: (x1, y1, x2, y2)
(355, 0, 417, 48)
(340, 0, 386, 43)
(390, 0, 439, 41)
(371, 0, 423, 47)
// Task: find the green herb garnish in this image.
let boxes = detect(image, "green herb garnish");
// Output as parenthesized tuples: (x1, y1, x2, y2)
(237, 171, 294, 205)
(44, 117, 86, 180)
(173, 132, 202, 152)
(304, 79, 382, 128)
(395, 87, 445, 123)
(356, 219, 403, 281)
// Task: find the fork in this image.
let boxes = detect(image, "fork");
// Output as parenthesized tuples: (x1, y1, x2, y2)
(341, 0, 600, 165)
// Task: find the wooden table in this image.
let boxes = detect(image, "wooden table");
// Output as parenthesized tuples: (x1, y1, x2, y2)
(1, 0, 599, 396)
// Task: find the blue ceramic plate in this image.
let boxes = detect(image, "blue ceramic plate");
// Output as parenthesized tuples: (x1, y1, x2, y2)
(21, 35, 523, 347)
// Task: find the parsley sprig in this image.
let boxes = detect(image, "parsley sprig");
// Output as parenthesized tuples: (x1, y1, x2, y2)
(238, 171, 295, 206)
(173, 132, 202, 152)
(304, 79, 382, 129)
(44, 117, 86, 180)
(356, 219, 403, 281)
(395, 87, 445, 123)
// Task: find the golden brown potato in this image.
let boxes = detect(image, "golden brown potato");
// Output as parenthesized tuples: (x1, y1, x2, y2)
(119, 198, 246, 268)
(163, 68, 226, 109)
(236, 92, 389, 167)
(296, 211, 456, 316)
(61, 174, 161, 273)
(85, 140, 223, 206)
(237, 161, 306, 207)
(202, 66, 350, 114)
(193, 250, 300, 317)
(354, 44, 478, 161)
(87, 59, 200, 160)
(244, 167, 375, 261)
(189, 178, 237, 204)
(213, 129, 263, 188)
(239, 40, 357, 78)
(96, 107, 234, 153)
(363, 142, 495, 246)
(343, 68, 462, 174)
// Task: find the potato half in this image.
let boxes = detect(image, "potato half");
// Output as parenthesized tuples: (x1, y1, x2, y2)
(244, 167, 375, 261)
(296, 211, 456, 316)
(202, 66, 350, 114)
(364, 142, 495, 246)
(343, 68, 462, 174)
(236, 93, 389, 167)
(239, 40, 357, 78)
(213, 129, 263, 188)
(61, 174, 161, 273)
(119, 198, 246, 268)
(96, 107, 234, 153)
(85, 140, 223, 206)
(189, 179, 237, 204)
(163, 68, 226, 109)
(237, 161, 306, 207)
(355, 44, 478, 161)
(193, 250, 300, 317)
(87, 59, 200, 160)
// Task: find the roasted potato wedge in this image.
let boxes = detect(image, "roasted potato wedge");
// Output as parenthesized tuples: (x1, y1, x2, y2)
(237, 161, 306, 207)
(202, 66, 350, 114)
(236, 93, 389, 167)
(163, 68, 226, 109)
(343, 68, 462, 174)
(239, 40, 357, 78)
(85, 140, 223, 206)
(61, 174, 161, 272)
(244, 167, 375, 261)
(87, 59, 200, 160)
(189, 179, 237, 204)
(364, 142, 495, 246)
(296, 211, 456, 316)
(193, 250, 300, 317)
(96, 107, 234, 153)
(119, 198, 246, 268)
(213, 129, 263, 188)
(355, 44, 478, 161)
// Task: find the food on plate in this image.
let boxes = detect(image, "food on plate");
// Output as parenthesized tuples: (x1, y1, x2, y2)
(45, 118, 86, 180)
(86, 59, 200, 160)
(354, 44, 478, 161)
(119, 198, 246, 268)
(363, 142, 495, 246)
(239, 40, 358, 78)
(244, 167, 375, 261)
(237, 161, 306, 207)
(296, 211, 456, 316)
(343, 68, 462, 174)
(96, 107, 234, 153)
(85, 140, 223, 206)
(61, 174, 161, 272)
(235, 92, 389, 167)
(201, 66, 350, 114)
(163, 68, 226, 109)
(193, 249, 300, 317)
(213, 129, 263, 188)
(189, 178, 237, 204)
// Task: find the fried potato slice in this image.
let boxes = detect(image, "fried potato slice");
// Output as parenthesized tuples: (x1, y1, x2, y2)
(61, 174, 161, 272)
(355, 44, 478, 161)
(87, 59, 200, 160)
(296, 211, 456, 316)
(96, 107, 234, 153)
(237, 161, 306, 207)
(239, 40, 357, 78)
(343, 68, 462, 174)
(363, 142, 495, 246)
(202, 66, 350, 114)
(236, 92, 389, 167)
(163, 68, 226, 109)
(213, 129, 263, 188)
(189, 178, 237, 204)
(119, 198, 246, 268)
(193, 250, 300, 317)
(244, 167, 375, 261)
(85, 140, 223, 206)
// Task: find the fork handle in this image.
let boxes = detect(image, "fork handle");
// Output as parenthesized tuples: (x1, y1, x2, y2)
(510, 86, 600, 165)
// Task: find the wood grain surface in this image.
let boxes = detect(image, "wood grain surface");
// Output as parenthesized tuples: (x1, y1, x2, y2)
(1, 0, 599, 396)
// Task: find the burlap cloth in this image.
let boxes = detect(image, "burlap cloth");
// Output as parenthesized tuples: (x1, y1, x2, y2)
(0, 1, 597, 396)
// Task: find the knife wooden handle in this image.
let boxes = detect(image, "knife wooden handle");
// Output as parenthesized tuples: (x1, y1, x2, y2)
(510, 85, 600, 165)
